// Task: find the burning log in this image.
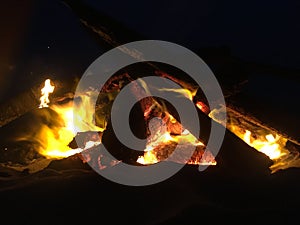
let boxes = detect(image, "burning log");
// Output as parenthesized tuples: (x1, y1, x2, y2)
(0, 63, 298, 176)
(193, 100, 300, 173)
(0, 66, 295, 176)
(0, 69, 217, 174)
(0, 69, 276, 184)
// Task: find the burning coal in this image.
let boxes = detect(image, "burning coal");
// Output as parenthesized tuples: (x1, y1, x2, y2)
(135, 93, 215, 165)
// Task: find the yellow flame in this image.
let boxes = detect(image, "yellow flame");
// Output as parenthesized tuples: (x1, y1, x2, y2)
(243, 130, 287, 160)
(158, 88, 195, 100)
(50, 93, 104, 135)
(39, 79, 55, 108)
(137, 151, 159, 165)
(208, 106, 292, 171)
(137, 119, 207, 165)
(41, 139, 101, 159)
(37, 123, 76, 159)
(136, 128, 212, 165)
(34, 77, 298, 172)
(72, 92, 105, 133)
(136, 85, 215, 166)
(40, 147, 82, 159)
(34, 79, 104, 159)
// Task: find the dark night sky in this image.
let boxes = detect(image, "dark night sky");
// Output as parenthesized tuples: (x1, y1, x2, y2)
(0, 0, 299, 101)
(86, 0, 300, 69)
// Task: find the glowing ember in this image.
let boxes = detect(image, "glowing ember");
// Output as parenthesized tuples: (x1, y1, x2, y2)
(135, 86, 216, 166)
(136, 128, 216, 166)
(188, 149, 217, 165)
(137, 104, 215, 166)
(39, 79, 55, 108)
(195, 101, 210, 114)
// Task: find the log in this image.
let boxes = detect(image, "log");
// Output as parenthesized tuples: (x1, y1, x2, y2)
(0, 79, 68, 127)
(0, 87, 40, 127)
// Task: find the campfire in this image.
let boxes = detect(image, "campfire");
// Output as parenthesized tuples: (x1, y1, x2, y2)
(1, 2, 300, 225)
(0, 1, 298, 176)
(30, 76, 216, 170)
(1, 70, 298, 175)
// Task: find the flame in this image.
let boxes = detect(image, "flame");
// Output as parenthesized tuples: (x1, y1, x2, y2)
(243, 130, 286, 160)
(41, 140, 101, 159)
(12, 77, 217, 173)
(39, 79, 55, 108)
(24, 76, 299, 173)
(136, 127, 214, 165)
(135, 84, 217, 166)
(187, 150, 217, 165)
(51, 92, 105, 134)
(207, 105, 298, 172)
(34, 79, 104, 159)
(233, 126, 289, 161)
(137, 151, 159, 165)
(208, 106, 290, 162)
(158, 88, 195, 100)
(137, 113, 214, 166)
(35, 78, 297, 173)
